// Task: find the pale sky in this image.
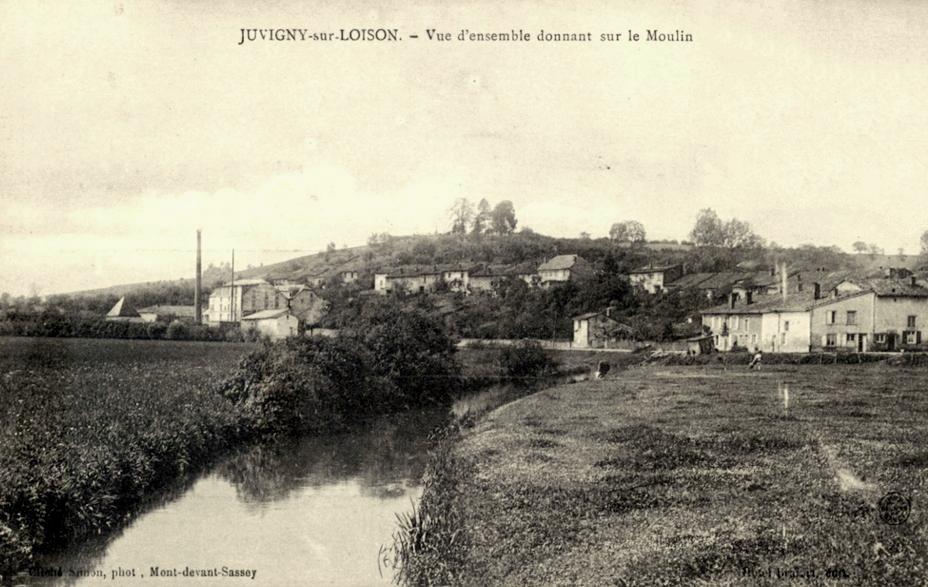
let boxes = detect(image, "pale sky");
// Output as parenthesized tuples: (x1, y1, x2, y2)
(2, 1, 927, 296)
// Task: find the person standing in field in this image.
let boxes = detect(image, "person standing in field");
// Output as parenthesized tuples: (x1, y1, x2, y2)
(749, 349, 763, 370)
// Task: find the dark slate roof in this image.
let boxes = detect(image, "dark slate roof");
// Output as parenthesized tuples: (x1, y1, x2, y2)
(628, 264, 681, 274)
(106, 297, 140, 318)
(470, 264, 515, 277)
(843, 277, 928, 297)
(668, 273, 716, 288)
(701, 291, 819, 315)
(137, 305, 198, 317)
(384, 263, 477, 278)
(221, 278, 269, 287)
(241, 308, 291, 320)
(538, 255, 584, 271)
(693, 272, 752, 290)
(573, 311, 635, 331)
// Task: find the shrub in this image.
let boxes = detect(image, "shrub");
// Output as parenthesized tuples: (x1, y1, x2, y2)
(224, 326, 245, 342)
(356, 299, 461, 408)
(219, 302, 462, 434)
(498, 340, 558, 383)
(146, 321, 167, 339)
(165, 320, 190, 340)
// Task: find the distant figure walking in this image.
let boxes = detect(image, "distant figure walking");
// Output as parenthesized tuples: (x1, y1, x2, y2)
(749, 350, 763, 370)
(596, 361, 611, 379)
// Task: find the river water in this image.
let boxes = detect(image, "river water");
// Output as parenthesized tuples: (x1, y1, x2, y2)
(26, 385, 539, 587)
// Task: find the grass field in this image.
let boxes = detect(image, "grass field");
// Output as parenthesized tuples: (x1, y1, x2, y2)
(0, 337, 255, 573)
(416, 363, 928, 585)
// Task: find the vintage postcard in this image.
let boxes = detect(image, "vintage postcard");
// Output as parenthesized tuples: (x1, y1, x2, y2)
(2, 1, 927, 585)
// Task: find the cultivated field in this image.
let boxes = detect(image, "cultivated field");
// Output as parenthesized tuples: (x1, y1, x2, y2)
(0, 337, 255, 573)
(444, 363, 928, 585)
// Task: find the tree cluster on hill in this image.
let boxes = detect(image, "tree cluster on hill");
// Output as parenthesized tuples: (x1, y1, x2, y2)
(449, 198, 518, 236)
(689, 208, 765, 249)
(609, 220, 647, 242)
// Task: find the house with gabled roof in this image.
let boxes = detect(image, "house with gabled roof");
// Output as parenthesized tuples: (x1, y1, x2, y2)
(627, 263, 683, 294)
(572, 309, 636, 349)
(208, 278, 287, 325)
(537, 255, 593, 286)
(241, 308, 299, 340)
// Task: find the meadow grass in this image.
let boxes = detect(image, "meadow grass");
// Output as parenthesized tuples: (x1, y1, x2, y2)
(0, 337, 255, 574)
(401, 363, 928, 585)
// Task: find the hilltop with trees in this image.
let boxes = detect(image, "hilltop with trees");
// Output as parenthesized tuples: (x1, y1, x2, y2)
(4, 202, 924, 343)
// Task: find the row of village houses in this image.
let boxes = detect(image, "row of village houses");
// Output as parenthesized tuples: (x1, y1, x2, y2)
(700, 273, 928, 353)
(104, 255, 597, 340)
(106, 252, 928, 349)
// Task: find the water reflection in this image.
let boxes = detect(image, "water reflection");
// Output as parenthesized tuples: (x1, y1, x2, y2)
(29, 407, 451, 586)
(215, 407, 450, 506)
(27, 384, 537, 587)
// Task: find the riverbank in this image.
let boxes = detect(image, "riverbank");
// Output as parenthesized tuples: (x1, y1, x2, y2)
(399, 363, 928, 585)
(0, 332, 596, 580)
(0, 337, 254, 578)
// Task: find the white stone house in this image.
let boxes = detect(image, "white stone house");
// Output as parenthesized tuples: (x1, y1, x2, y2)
(241, 309, 299, 340)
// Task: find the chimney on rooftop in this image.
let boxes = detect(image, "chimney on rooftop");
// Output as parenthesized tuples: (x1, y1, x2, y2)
(746, 291, 753, 305)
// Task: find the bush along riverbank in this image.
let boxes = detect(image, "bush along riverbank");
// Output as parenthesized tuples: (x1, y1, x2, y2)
(0, 300, 462, 579)
(219, 303, 462, 435)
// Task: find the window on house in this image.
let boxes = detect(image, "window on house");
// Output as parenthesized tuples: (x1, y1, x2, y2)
(875, 333, 886, 343)
(846, 311, 857, 325)
(826, 333, 837, 347)
(906, 331, 918, 345)
(847, 333, 857, 344)
(781, 333, 787, 345)
(784, 320, 790, 332)
(908, 315, 917, 328)
(827, 311, 836, 324)
(743, 318, 750, 331)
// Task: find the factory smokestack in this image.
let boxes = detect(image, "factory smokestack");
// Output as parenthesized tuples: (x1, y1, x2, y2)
(781, 261, 788, 303)
(195, 230, 202, 324)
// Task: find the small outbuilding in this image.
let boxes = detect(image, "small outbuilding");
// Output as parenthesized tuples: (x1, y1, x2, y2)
(572, 310, 635, 349)
(685, 334, 715, 355)
(241, 308, 299, 340)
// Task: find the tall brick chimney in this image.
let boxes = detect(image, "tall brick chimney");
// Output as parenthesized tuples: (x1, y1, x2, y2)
(195, 230, 202, 324)
(781, 262, 788, 303)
